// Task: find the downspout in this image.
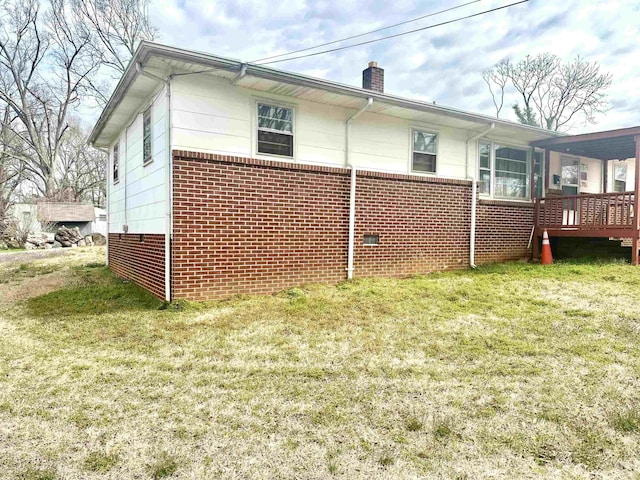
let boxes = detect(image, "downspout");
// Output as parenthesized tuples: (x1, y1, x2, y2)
(164, 78, 172, 302)
(466, 123, 495, 268)
(345, 97, 373, 280)
(136, 63, 173, 302)
(231, 63, 247, 85)
(95, 146, 109, 265)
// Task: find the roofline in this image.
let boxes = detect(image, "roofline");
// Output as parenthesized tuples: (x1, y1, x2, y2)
(530, 126, 640, 148)
(89, 41, 564, 145)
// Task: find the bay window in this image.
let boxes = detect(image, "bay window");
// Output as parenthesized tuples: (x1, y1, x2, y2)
(478, 141, 531, 200)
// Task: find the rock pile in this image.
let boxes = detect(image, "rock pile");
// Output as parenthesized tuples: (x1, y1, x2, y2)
(18, 226, 103, 249)
(54, 226, 83, 247)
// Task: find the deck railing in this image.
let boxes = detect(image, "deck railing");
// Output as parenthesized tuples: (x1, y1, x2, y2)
(535, 191, 636, 232)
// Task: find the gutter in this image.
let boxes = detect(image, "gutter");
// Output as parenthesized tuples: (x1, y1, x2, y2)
(136, 63, 173, 302)
(466, 123, 495, 268)
(345, 98, 373, 280)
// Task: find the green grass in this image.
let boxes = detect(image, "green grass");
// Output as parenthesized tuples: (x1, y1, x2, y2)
(1, 248, 640, 478)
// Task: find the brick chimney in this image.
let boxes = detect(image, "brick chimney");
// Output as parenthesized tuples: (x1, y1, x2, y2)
(362, 61, 384, 93)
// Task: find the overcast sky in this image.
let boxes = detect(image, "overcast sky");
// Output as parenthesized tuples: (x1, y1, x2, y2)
(148, 0, 639, 133)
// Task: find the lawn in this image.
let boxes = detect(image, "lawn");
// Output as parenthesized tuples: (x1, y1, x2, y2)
(1, 248, 639, 479)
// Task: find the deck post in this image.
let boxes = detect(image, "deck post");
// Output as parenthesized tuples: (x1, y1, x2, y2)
(544, 149, 551, 193)
(532, 235, 540, 260)
(634, 136, 640, 265)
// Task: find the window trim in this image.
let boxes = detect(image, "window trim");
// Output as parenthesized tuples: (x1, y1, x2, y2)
(142, 107, 153, 166)
(253, 98, 296, 160)
(112, 140, 120, 184)
(478, 140, 532, 201)
(410, 127, 439, 175)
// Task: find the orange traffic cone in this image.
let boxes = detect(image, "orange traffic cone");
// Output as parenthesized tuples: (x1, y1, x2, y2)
(541, 229, 553, 265)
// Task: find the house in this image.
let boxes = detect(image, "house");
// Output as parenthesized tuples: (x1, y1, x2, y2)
(89, 41, 640, 301)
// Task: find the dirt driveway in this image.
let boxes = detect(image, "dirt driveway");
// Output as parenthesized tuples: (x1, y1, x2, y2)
(0, 248, 76, 265)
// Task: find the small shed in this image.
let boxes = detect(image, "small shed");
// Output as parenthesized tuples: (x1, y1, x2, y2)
(37, 202, 96, 235)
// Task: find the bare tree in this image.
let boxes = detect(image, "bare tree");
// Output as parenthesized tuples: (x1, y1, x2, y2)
(56, 120, 106, 206)
(0, 0, 156, 207)
(0, 0, 100, 197)
(75, 0, 157, 105)
(483, 53, 612, 131)
(482, 58, 510, 118)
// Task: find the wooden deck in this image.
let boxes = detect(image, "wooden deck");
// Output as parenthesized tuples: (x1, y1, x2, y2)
(534, 192, 639, 239)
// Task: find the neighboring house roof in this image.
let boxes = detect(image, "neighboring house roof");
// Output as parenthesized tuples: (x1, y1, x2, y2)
(89, 41, 563, 148)
(37, 203, 96, 222)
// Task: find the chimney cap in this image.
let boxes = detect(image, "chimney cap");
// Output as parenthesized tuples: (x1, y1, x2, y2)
(368, 61, 378, 68)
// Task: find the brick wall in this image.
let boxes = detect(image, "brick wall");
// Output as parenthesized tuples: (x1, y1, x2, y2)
(475, 199, 534, 264)
(354, 172, 472, 276)
(172, 152, 351, 300)
(108, 233, 165, 299)
(171, 151, 534, 300)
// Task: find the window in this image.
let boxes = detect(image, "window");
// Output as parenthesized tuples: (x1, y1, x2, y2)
(560, 156, 579, 195)
(143, 108, 152, 164)
(364, 234, 379, 245)
(495, 145, 528, 198)
(113, 141, 119, 183)
(614, 164, 627, 193)
(257, 103, 293, 157)
(412, 130, 437, 173)
(478, 142, 530, 200)
(479, 142, 491, 195)
(533, 149, 544, 198)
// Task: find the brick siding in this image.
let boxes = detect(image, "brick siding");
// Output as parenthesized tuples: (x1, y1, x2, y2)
(171, 151, 534, 300)
(475, 199, 534, 264)
(354, 173, 472, 276)
(172, 153, 351, 300)
(108, 233, 165, 299)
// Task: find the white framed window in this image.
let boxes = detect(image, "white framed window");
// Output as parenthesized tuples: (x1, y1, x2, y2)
(113, 141, 119, 183)
(560, 155, 579, 195)
(257, 102, 294, 158)
(479, 141, 531, 200)
(411, 129, 437, 174)
(614, 163, 627, 192)
(143, 107, 152, 165)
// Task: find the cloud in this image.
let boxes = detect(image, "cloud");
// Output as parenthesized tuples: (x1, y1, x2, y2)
(147, 0, 639, 132)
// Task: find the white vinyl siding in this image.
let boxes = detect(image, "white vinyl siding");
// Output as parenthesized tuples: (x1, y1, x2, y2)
(169, 75, 471, 177)
(108, 86, 167, 234)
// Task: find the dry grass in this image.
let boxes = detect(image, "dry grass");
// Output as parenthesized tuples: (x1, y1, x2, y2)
(1, 248, 640, 479)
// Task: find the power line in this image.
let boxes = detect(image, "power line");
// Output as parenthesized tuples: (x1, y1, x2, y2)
(250, 0, 483, 64)
(256, 0, 529, 66)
